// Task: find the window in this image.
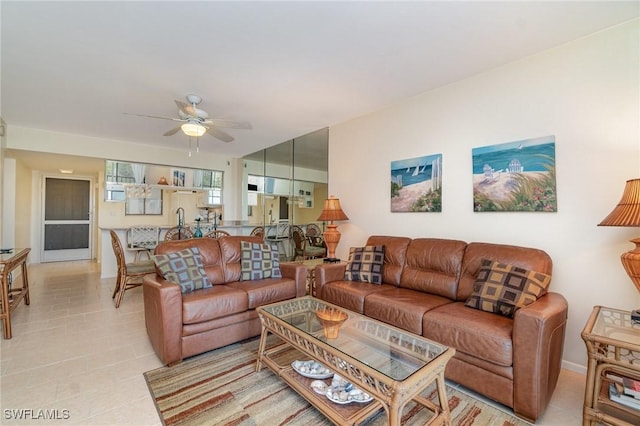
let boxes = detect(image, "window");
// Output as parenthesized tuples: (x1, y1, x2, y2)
(106, 161, 135, 183)
(104, 161, 224, 205)
(201, 170, 223, 189)
(125, 188, 163, 215)
(199, 170, 224, 205)
(105, 161, 136, 201)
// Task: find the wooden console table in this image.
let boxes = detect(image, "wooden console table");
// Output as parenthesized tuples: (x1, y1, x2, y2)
(0, 248, 31, 339)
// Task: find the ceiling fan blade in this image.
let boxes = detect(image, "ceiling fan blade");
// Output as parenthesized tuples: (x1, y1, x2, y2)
(163, 126, 182, 136)
(174, 100, 197, 117)
(124, 112, 184, 122)
(204, 119, 252, 130)
(206, 127, 234, 143)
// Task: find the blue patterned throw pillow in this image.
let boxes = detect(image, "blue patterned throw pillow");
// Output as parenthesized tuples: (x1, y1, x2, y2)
(240, 241, 282, 281)
(152, 247, 212, 293)
(344, 245, 385, 284)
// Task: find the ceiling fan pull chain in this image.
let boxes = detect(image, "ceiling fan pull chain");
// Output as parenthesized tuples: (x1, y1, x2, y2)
(197, 136, 200, 153)
(189, 136, 192, 157)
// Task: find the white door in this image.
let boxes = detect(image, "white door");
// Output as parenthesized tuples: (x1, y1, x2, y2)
(42, 177, 92, 262)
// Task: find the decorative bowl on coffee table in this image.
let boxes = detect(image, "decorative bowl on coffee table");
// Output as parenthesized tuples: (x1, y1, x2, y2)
(315, 308, 347, 339)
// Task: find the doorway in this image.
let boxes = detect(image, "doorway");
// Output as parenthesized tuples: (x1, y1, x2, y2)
(279, 196, 289, 220)
(42, 177, 92, 262)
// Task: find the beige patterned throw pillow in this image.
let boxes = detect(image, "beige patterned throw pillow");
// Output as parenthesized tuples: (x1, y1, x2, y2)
(465, 258, 551, 318)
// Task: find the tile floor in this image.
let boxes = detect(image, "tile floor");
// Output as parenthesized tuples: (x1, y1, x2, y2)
(1, 261, 586, 425)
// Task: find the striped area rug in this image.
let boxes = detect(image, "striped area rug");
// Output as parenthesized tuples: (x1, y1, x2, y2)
(144, 337, 530, 426)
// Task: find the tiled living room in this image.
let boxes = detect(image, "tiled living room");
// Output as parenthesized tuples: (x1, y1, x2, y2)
(2, 261, 586, 425)
(2, 2, 640, 425)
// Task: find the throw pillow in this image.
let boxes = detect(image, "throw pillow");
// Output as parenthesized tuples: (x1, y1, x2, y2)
(240, 241, 282, 281)
(464, 258, 552, 318)
(344, 245, 385, 284)
(152, 247, 212, 293)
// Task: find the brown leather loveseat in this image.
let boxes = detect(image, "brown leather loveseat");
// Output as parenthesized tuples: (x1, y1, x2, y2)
(315, 236, 568, 422)
(143, 235, 306, 365)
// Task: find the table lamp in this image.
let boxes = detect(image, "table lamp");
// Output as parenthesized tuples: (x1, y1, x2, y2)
(317, 196, 349, 263)
(599, 178, 640, 322)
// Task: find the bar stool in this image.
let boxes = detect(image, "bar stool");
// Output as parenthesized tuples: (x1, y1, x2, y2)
(126, 226, 159, 261)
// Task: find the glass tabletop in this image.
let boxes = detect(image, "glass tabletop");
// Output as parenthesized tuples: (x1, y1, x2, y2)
(0, 248, 30, 264)
(592, 306, 640, 346)
(261, 296, 447, 381)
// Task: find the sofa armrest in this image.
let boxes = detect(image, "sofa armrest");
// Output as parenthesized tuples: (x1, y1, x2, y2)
(280, 263, 308, 297)
(512, 291, 568, 421)
(315, 263, 348, 299)
(142, 274, 184, 366)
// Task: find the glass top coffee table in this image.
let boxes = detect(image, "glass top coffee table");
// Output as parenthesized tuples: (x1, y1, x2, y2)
(256, 296, 455, 425)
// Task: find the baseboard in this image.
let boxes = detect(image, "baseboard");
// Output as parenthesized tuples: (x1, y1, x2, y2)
(562, 359, 586, 375)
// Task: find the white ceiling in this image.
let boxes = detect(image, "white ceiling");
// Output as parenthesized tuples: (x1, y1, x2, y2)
(2, 1, 639, 165)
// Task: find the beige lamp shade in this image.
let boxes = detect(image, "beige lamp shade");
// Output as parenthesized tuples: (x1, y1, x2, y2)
(317, 197, 349, 222)
(599, 178, 640, 227)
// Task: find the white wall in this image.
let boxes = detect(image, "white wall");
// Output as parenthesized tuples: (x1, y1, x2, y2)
(329, 19, 640, 370)
(2, 158, 16, 248)
(0, 118, 6, 245)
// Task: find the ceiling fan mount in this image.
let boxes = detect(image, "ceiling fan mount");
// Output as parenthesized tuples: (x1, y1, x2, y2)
(125, 94, 251, 143)
(185, 94, 202, 105)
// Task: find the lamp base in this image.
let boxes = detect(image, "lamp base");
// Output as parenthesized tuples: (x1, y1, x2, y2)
(323, 257, 341, 263)
(632, 309, 640, 324)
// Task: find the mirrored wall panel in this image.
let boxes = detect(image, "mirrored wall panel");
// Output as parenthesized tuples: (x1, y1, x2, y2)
(243, 128, 328, 259)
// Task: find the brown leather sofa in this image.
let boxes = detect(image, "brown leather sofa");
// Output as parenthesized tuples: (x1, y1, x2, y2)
(315, 236, 568, 422)
(143, 235, 307, 366)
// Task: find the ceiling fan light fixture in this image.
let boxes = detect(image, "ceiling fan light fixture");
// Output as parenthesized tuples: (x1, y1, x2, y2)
(181, 122, 206, 137)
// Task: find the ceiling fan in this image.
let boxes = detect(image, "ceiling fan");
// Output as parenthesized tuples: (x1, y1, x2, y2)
(126, 94, 251, 143)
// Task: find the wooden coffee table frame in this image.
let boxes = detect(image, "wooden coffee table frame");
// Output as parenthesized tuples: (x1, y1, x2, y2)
(256, 297, 455, 426)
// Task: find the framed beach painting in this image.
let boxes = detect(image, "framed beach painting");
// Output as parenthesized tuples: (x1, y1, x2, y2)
(472, 135, 557, 212)
(391, 154, 442, 212)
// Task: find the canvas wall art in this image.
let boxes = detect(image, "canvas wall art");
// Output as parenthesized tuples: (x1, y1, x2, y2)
(391, 154, 442, 212)
(172, 169, 186, 187)
(472, 135, 557, 212)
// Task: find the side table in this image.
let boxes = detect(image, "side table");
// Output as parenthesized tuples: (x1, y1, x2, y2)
(281, 258, 324, 295)
(0, 248, 31, 339)
(581, 305, 640, 425)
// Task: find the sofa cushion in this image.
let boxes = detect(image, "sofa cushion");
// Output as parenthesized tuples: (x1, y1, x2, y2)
(364, 288, 452, 334)
(465, 259, 551, 318)
(227, 277, 297, 309)
(400, 238, 466, 300)
(344, 245, 385, 284)
(154, 238, 226, 285)
(457, 242, 552, 301)
(219, 235, 265, 283)
(365, 236, 412, 286)
(423, 302, 514, 367)
(240, 241, 282, 281)
(152, 247, 212, 293)
(181, 285, 249, 324)
(322, 281, 394, 314)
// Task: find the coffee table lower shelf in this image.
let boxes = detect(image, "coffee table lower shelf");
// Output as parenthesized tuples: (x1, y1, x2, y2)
(259, 344, 384, 425)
